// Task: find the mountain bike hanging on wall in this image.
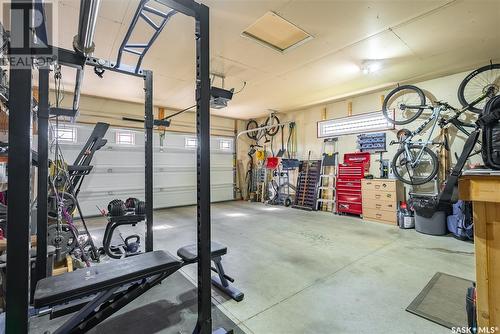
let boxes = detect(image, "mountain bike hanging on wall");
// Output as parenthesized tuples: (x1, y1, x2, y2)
(246, 112, 280, 142)
(243, 112, 281, 200)
(382, 63, 500, 185)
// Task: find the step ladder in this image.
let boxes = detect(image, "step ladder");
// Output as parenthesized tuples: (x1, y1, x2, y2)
(316, 138, 338, 213)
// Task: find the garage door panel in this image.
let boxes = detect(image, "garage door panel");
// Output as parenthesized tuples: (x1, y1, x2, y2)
(43, 124, 235, 215)
(211, 170, 234, 184)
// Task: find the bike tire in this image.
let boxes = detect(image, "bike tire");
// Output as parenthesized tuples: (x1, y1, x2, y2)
(265, 114, 280, 136)
(458, 63, 500, 114)
(246, 119, 259, 140)
(382, 85, 426, 125)
(391, 145, 439, 185)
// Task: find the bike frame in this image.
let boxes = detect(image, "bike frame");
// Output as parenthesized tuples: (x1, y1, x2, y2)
(398, 104, 444, 168)
(398, 91, 488, 168)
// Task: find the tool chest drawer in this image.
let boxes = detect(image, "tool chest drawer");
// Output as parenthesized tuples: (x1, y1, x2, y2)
(337, 179, 361, 188)
(338, 166, 364, 179)
(337, 193, 362, 203)
(337, 187, 361, 195)
(337, 201, 362, 215)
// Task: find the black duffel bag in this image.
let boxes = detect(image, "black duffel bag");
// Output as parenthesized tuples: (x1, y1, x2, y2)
(478, 95, 500, 169)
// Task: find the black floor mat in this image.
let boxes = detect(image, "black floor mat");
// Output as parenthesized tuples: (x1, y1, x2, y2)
(30, 271, 244, 334)
(406, 272, 474, 329)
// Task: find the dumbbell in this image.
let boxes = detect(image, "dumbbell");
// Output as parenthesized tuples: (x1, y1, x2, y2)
(125, 197, 145, 215)
(108, 199, 126, 217)
(125, 197, 140, 210)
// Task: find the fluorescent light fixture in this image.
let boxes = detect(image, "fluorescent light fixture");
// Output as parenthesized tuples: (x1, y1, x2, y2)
(242, 11, 313, 53)
(317, 111, 394, 138)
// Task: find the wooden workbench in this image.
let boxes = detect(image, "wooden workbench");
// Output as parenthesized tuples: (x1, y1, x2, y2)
(0, 235, 37, 253)
(459, 174, 500, 328)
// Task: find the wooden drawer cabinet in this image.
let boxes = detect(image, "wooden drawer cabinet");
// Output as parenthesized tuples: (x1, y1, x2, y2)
(363, 208, 397, 225)
(363, 190, 397, 203)
(361, 179, 404, 225)
(362, 199, 397, 212)
(362, 179, 397, 192)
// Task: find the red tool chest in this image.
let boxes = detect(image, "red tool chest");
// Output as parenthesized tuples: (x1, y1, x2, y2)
(336, 152, 370, 215)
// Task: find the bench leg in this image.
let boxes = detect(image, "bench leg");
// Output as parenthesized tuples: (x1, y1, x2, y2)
(211, 257, 244, 302)
(53, 287, 118, 334)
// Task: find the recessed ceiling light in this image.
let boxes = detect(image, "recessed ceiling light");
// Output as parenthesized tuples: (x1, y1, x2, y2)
(242, 12, 313, 53)
(361, 60, 383, 74)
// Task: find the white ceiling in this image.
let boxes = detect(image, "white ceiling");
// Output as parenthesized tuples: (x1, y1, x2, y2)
(53, 0, 500, 119)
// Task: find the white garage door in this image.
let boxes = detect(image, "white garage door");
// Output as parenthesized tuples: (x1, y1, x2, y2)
(51, 123, 235, 216)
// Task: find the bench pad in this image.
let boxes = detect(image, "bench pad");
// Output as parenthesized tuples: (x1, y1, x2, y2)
(177, 242, 227, 263)
(34, 250, 182, 308)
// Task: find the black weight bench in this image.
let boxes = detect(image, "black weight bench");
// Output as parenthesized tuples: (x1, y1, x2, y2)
(34, 251, 182, 334)
(178, 242, 244, 302)
(34, 244, 242, 334)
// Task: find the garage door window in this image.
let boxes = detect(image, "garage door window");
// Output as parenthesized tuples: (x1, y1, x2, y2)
(219, 139, 232, 151)
(116, 131, 135, 145)
(56, 127, 77, 143)
(185, 137, 197, 148)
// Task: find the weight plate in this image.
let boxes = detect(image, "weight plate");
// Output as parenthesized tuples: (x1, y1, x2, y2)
(47, 224, 77, 257)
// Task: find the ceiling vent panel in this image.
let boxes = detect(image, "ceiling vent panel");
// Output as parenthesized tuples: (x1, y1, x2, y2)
(242, 12, 313, 53)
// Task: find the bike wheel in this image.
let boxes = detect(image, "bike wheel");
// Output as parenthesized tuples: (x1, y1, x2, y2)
(246, 119, 259, 140)
(458, 63, 500, 114)
(382, 85, 426, 125)
(392, 145, 439, 185)
(265, 114, 280, 136)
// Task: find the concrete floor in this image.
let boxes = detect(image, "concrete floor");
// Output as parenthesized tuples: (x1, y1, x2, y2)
(84, 201, 475, 334)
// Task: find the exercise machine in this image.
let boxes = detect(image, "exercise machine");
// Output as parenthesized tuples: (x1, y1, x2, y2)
(5, 0, 233, 333)
(47, 121, 109, 263)
(99, 198, 244, 299)
(34, 241, 243, 333)
(100, 198, 145, 259)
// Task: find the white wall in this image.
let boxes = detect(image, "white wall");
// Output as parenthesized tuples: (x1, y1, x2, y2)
(237, 70, 482, 193)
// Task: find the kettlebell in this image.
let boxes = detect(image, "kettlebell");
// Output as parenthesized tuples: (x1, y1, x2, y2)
(124, 235, 140, 253)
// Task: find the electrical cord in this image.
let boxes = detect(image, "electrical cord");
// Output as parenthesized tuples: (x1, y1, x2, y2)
(233, 81, 247, 94)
